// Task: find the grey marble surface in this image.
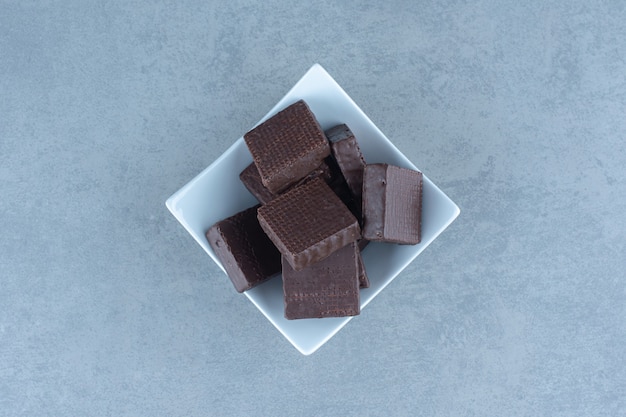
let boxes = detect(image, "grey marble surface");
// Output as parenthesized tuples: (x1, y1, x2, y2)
(2, 1, 625, 416)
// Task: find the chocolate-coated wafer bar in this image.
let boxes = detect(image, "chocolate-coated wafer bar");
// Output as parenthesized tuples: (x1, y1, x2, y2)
(362, 164, 423, 244)
(239, 159, 336, 205)
(357, 248, 369, 289)
(357, 237, 370, 288)
(326, 124, 366, 208)
(244, 100, 330, 193)
(206, 206, 281, 293)
(318, 154, 363, 224)
(327, 167, 362, 224)
(257, 177, 361, 271)
(282, 242, 360, 320)
(239, 163, 277, 205)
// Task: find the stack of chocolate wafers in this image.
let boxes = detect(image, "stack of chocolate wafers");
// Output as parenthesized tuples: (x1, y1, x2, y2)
(206, 100, 423, 320)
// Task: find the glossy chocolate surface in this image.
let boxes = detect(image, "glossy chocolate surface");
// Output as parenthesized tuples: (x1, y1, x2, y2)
(362, 164, 423, 244)
(244, 100, 330, 193)
(206, 206, 281, 292)
(282, 242, 360, 320)
(326, 124, 366, 208)
(257, 177, 360, 270)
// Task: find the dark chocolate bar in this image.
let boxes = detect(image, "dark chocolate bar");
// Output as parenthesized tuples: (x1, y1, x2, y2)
(362, 164, 423, 244)
(282, 242, 360, 320)
(326, 124, 366, 208)
(244, 100, 330, 193)
(206, 206, 281, 292)
(257, 177, 361, 271)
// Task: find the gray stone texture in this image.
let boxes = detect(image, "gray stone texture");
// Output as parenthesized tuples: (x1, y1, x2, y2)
(1, 1, 624, 416)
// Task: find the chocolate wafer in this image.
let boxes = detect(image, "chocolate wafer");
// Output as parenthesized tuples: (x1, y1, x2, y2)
(326, 124, 366, 209)
(206, 206, 281, 292)
(362, 164, 423, 244)
(239, 163, 277, 205)
(244, 100, 330, 193)
(257, 177, 361, 271)
(356, 247, 369, 288)
(282, 242, 360, 320)
(239, 159, 336, 205)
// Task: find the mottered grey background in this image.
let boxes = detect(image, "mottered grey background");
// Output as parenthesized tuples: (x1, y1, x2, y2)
(1, 1, 625, 416)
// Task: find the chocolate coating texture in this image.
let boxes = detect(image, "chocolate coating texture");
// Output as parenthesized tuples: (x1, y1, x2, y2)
(326, 124, 366, 208)
(244, 100, 330, 193)
(362, 164, 423, 244)
(240, 159, 337, 205)
(282, 242, 360, 320)
(257, 177, 361, 271)
(239, 163, 277, 205)
(206, 206, 281, 292)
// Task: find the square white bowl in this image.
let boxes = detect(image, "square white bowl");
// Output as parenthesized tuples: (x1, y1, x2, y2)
(166, 64, 460, 355)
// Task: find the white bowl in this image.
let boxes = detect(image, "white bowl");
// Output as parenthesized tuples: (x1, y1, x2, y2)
(166, 64, 460, 355)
